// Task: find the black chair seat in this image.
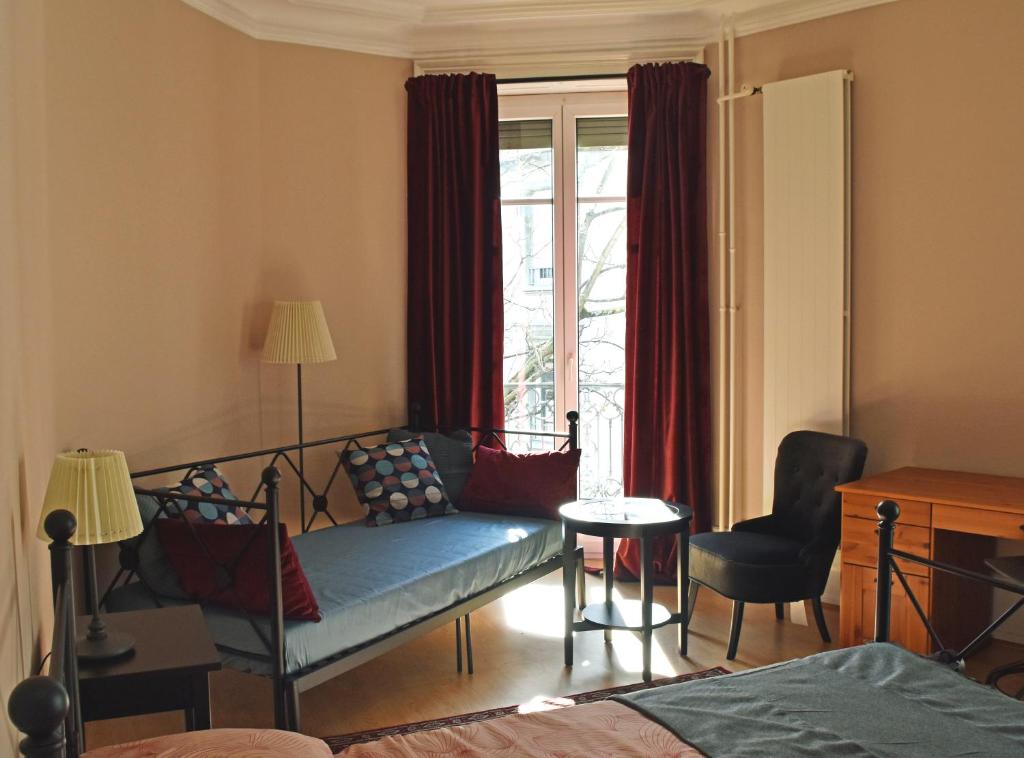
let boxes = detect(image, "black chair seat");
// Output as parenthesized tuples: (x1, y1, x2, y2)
(690, 531, 809, 603)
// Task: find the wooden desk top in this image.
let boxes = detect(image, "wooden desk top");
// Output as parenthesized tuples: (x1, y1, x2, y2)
(836, 467, 1024, 515)
(78, 604, 220, 682)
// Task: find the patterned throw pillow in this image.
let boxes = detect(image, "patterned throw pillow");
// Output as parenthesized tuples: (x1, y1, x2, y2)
(168, 464, 252, 525)
(387, 428, 474, 504)
(342, 439, 457, 527)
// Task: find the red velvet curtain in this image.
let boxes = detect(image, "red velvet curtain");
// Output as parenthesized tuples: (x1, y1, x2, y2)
(405, 73, 504, 430)
(614, 62, 713, 583)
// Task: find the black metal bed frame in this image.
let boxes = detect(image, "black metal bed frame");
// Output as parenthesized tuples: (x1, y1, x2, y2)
(874, 499, 1024, 666)
(90, 410, 581, 732)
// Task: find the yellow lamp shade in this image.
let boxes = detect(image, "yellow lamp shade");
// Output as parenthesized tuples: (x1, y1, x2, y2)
(37, 450, 142, 545)
(261, 301, 337, 365)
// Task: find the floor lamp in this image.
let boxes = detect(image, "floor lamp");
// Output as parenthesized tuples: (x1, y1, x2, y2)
(38, 450, 143, 661)
(262, 300, 337, 528)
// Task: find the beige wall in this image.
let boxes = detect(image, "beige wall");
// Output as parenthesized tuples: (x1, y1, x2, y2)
(258, 41, 410, 524)
(708, 0, 1024, 524)
(3, 0, 410, 743)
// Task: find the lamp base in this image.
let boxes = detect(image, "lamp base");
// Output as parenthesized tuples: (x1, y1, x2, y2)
(76, 628, 135, 662)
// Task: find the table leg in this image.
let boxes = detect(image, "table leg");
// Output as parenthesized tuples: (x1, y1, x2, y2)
(678, 528, 689, 656)
(189, 673, 212, 730)
(641, 536, 653, 683)
(603, 536, 614, 643)
(563, 527, 577, 667)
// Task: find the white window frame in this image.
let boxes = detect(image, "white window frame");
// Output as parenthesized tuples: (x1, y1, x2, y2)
(499, 91, 627, 433)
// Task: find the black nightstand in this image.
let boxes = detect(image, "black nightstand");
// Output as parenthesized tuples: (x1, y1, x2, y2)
(78, 604, 221, 733)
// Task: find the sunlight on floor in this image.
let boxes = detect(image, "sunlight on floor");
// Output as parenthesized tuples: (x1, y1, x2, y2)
(516, 695, 576, 714)
(499, 582, 676, 677)
(499, 582, 565, 638)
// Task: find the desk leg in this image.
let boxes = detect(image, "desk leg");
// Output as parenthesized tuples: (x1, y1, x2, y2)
(563, 527, 577, 667)
(603, 537, 614, 644)
(678, 528, 689, 656)
(189, 673, 212, 730)
(641, 536, 653, 683)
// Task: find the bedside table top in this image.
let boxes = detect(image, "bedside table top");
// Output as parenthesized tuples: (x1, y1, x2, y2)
(78, 604, 221, 682)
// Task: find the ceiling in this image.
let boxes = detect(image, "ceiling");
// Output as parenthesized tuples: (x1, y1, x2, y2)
(182, 0, 895, 75)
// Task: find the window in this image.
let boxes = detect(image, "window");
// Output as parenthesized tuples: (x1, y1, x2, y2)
(499, 92, 628, 498)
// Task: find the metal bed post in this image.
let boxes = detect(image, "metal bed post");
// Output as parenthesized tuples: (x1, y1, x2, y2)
(262, 466, 289, 730)
(874, 499, 900, 643)
(48, 511, 81, 756)
(567, 410, 579, 451)
(8, 511, 80, 758)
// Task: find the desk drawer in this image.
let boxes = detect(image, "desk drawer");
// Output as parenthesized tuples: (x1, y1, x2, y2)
(842, 493, 930, 527)
(842, 515, 930, 576)
(933, 504, 1024, 541)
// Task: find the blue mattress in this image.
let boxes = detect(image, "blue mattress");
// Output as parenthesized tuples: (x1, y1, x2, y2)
(107, 512, 562, 676)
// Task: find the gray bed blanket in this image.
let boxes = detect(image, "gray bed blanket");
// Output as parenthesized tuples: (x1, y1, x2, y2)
(614, 643, 1024, 757)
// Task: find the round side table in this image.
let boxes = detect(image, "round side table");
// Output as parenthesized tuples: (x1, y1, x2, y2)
(559, 497, 693, 682)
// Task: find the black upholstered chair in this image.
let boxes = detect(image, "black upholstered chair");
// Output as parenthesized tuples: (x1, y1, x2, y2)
(689, 430, 867, 660)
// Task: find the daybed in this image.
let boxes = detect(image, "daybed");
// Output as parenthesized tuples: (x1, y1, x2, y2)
(100, 414, 584, 732)
(13, 500, 1024, 757)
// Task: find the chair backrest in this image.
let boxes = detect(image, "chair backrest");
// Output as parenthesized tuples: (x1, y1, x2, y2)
(770, 430, 868, 557)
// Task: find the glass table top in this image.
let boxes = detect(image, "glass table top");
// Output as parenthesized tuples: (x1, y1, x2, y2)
(559, 497, 689, 525)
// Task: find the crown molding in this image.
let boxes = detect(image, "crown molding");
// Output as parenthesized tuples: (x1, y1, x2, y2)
(732, 0, 899, 37)
(182, 0, 898, 64)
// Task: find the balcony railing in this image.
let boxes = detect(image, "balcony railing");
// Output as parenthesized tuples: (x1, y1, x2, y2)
(503, 381, 624, 499)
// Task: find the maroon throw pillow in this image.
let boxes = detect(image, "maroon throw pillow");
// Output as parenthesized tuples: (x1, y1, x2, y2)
(156, 519, 320, 622)
(460, 446, 581, 520)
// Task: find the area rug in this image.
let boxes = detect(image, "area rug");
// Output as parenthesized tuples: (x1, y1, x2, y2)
(325, 667, 729, 753)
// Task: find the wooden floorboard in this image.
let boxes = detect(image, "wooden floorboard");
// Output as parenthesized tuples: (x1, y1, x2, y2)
(83, 568, 1024, 749)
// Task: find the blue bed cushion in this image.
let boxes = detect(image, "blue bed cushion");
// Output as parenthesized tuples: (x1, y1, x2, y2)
(107, 511, 562, 675)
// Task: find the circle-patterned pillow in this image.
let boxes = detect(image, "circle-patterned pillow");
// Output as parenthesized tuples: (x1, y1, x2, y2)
(342, 439, 457, 527)
(165, 464, 251, 525)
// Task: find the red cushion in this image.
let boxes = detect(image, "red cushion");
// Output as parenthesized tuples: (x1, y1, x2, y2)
(459, 446, 581, 520)
(156, 520, 320, 622)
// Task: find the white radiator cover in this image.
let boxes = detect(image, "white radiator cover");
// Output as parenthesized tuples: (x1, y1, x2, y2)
(762, 70, 852, 514)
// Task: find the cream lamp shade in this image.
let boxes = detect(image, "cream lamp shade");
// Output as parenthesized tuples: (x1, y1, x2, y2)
(37, 450, 142, 545)
(262, 300, 338, 364)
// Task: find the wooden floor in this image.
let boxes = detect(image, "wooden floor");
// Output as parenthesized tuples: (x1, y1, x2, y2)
(85, 569, 1024, 750)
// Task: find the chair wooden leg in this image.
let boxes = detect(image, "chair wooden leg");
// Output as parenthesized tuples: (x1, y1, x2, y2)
(775, 602, 785, 620)
(687, 583, 699, 624)
(811, 596, 831, 643)
(726, 601, 744, 661)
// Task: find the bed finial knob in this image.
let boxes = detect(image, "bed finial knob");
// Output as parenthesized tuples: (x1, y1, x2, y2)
(876, 499, 900, 523)
(8, 675, 69, 754)
(43, 508, 77, 545)
(261, 465, 282, 488)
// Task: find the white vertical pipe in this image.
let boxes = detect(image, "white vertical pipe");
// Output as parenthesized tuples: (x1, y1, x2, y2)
(726, 19, 738, 529)
(716, 25, 728, 531)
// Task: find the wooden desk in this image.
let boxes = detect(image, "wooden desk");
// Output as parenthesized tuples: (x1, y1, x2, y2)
(836, 467, 1024, 653)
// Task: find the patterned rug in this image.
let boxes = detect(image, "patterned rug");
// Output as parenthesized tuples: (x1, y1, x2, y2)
(325, 667, 729, 753)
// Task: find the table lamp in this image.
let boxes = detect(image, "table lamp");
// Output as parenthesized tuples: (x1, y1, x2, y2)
(38, 449, 143, 661)
(262, 300, 337, 527)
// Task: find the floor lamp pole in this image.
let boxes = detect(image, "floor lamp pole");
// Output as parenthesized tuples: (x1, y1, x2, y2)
(297, 362, 305, 530)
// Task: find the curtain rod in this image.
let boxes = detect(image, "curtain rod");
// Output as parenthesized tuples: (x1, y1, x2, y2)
(496, 73, 627, 84)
